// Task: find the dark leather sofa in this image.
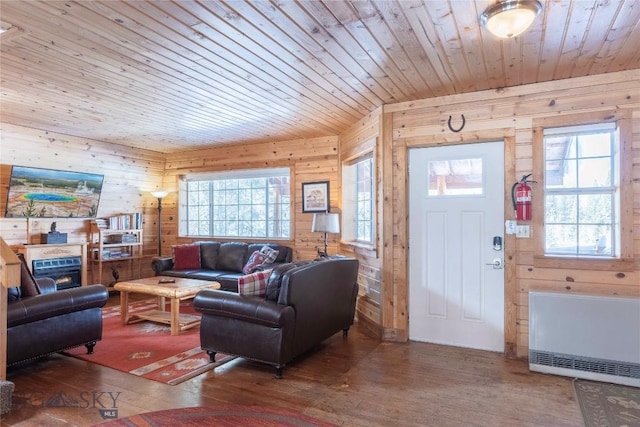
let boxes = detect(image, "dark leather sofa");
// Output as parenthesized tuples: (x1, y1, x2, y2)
(193, 257, 359, 378)
(151, 241, 293, 292)
(7, 254, 109, 366)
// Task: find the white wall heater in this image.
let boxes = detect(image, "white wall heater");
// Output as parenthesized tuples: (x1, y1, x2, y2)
(529, 291, 640, 387)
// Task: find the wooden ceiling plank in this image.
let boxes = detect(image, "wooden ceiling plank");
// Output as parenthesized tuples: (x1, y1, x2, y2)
(520, 23, 545, 85)
(607, 20, 640, 73)
(565, 0, 619, 79)
(502, 39, 524, 88)
(372, 0, 440, 99)
(588, 0, 640, 76)
(1, 0, 350, 145)
(257, 0, 398, 105)
(297, 0, 409, 102)
(411, 0, 476, 93)
(0, 0, 637, 153)
(477, 37, 507, 90)
(0, 2, 321, 137)
(536, 0, 571, 82)
(148, 0, 363, 124)
(76, 3, 356, 133)
(0, 52, 261, 140)
(447, 0, 492, 93)
(327, 0, 424, 100)
(397, 1, 458, 95)
(215, 0, 380, 113)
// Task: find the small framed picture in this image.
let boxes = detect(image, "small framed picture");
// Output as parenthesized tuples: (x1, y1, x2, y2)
(302, 181, 330, 213)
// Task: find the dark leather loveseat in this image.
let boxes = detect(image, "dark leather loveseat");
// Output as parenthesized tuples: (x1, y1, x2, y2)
(193, 257, 359, 378)
(151, 241, 293, 292)
(7, 254, 109, 366)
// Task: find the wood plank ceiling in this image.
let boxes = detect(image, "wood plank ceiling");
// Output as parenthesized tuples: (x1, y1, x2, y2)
(1, 0, 638, 154)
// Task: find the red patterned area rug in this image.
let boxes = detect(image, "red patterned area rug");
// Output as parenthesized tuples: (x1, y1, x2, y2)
(94, 405, 337, 427)
(64, 299, 235, 385)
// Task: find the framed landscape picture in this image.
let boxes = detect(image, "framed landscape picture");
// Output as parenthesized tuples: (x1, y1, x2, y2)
(4, 165, 104, 218)
(302, 181, 330, 213)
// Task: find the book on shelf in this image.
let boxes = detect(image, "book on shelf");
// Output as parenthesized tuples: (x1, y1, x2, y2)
(97, 249, 132, 259)
(133, 212, 143, 229)
(96, 213, 142, 230)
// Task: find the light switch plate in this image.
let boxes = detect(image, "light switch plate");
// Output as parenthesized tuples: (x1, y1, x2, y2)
(516, 225, 530, 238)
(505, 220, 517, 235)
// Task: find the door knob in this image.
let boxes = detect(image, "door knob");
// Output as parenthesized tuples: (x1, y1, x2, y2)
(485, 258, 503, 269)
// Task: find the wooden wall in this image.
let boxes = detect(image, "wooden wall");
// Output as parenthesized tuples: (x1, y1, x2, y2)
(2, 69, 638, 361)
(382, 69, 640, 357)
(0, 123, 165, 282)
(159, 136, 340, 260)
(339, 107, 384, 338)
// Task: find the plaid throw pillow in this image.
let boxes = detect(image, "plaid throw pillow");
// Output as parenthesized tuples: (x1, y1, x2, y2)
(260, 245, 279, 263)
(238, 269, 272, 297)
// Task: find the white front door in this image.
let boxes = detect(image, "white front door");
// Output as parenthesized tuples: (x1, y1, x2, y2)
(408, 141, 505, 352)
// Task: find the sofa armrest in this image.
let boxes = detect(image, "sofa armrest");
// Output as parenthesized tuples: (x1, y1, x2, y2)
(251, 262, 279, 273)
(151, 256, 174, 275)
(36, 277, 57, 294)
(8, 284, 109, 328)
(193, 289, 293, 328)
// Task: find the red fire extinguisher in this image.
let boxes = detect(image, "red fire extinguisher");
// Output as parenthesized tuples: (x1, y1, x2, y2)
(511, 174, 534, 221)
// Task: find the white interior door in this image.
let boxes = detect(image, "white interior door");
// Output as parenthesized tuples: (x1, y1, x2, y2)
(408, 141, 505, 352)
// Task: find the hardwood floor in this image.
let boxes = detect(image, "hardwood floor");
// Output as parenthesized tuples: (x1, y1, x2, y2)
(1, 296, 582, 427)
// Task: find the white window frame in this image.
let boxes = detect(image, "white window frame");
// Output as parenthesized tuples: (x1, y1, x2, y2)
(342, 153, 375, 245)
(542, 123, 618, 257)
(178, 167, 291, 240)
(532, 110, 634, 272)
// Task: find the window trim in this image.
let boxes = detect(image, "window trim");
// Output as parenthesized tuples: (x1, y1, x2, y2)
(341, 151, 376, 249)
(543, 123, 617, 257)
(177, 167, 292, 240)
(532, 110, 634, 271)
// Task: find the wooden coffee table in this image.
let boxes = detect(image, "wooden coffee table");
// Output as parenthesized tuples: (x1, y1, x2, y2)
(113, 276, 220, 335)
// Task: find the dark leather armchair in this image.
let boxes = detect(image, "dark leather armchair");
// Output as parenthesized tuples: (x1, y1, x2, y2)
(193, 258, 359, 378)
(7, 253, 109, 366)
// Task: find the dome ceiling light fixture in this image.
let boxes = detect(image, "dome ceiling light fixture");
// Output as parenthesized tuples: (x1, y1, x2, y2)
(480, 0, 543, 39)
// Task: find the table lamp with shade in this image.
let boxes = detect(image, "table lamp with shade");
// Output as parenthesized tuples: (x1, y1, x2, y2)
(311, 212, 340, 257)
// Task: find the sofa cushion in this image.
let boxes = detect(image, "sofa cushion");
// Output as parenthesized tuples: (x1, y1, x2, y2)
(17, 253, 40, 297)
(217, 242, 248, 273)
(215, 273, 244, 292)
(238, 269, 272, 297)
(173, 244, 201, 270)
(160, 269, 221, 280)
(243, 250, 266, 274)
(196, 241, 220, 270)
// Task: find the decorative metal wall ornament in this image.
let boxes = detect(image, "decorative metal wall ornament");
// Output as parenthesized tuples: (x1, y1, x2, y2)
(448, 114, 466, 133)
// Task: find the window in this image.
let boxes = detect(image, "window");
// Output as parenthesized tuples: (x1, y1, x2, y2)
(181, 168, 290, 239)
(342, 155, 374, 244)
(543, 123, 618, 257)
(427, 157, 483, 196)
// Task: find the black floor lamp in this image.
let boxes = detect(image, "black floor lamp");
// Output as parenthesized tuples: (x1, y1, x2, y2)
(151, 190, 168, 256)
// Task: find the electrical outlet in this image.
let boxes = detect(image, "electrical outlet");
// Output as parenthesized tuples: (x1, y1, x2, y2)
(516, 225, 530, 238)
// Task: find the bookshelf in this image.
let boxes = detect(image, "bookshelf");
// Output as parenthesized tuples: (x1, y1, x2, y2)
(89, 214, 143, 287)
